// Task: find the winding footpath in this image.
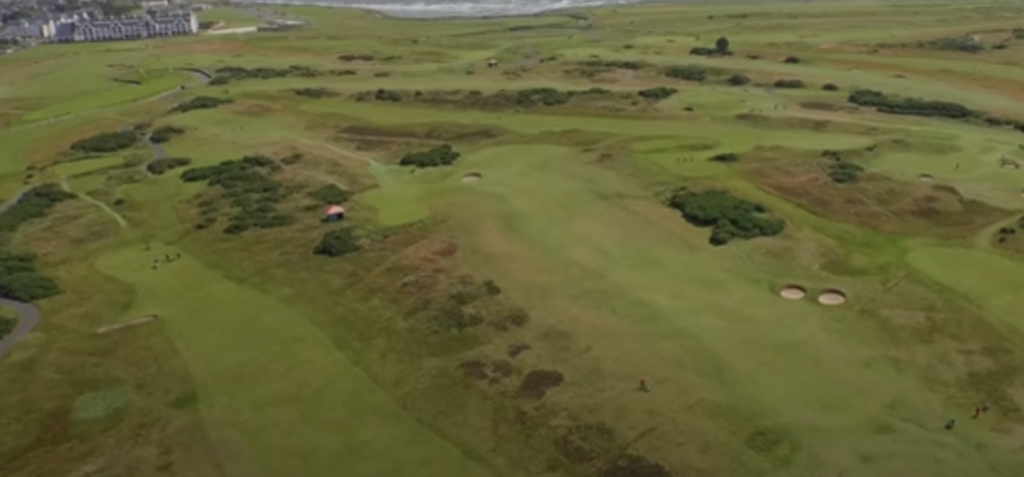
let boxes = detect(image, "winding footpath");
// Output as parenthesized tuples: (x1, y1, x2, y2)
(0, 193, 42, 361)
(0, 68, 212, 361)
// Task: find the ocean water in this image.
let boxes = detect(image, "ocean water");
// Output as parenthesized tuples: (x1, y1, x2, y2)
(237, 0, 656, 18)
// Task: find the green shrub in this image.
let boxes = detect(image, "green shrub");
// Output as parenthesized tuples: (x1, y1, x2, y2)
(212, 65, 320, 84)
(173, 96, 233, 113)
(179, 155, 292, 234)
(579, 59, 644, 70)
(313, 228, 360, 257)
(773, 79, 806, 89)
(919, 36, 984, 53)
(280, 153, 303, 165)
(0, 272, 61, 302)
(308, 184, 350, 204)
(146, 157, 192, 175)
(637, 87, 678, 101)
(294, 87, 337, 98)
(399, 144, 461, 168)
(783, 56, 801, 64)
(822, 83, 839, 91)
(667, 189, 785, 246)
(0, 315, 14, 339)
(664, 65, 707, 82)
(149, 125, 185, 144)
(827, 161, 865, 183)
(708, 153, 739, 163)
(0, 184, 75, 232)
(338, 53, 375, 62)
(69, 130, 137, 153)
(848, 89, 974, 118)
(727, 74, 751, 86)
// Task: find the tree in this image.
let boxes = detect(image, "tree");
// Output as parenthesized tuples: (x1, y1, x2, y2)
(313, 229, 360, 257)
(715, 36, 730, 55)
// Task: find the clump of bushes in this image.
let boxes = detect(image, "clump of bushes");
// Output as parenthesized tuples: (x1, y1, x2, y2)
(848, 89, 974, 118)
(210, 65, 320, 85)
(399, 144, 461, 168)
(828, 161, 865, 183)
(0, 184, 75, 232)
(667, 188, 785, 245)
(338, 53, 375, 62)
(0, 313, 14, 339)
(149, 125, 185, 144)
(822, 83, 839, 91)
(637, 87, 678, 101)
(308, 184, 350, 204)
(294, 87, 337, 99)
(708, 153, 739, 163)
(664, 65, 707, 82)
(0, 250, 62, 303)
(773, 79, 806, 89)
(313, 228, 359, 257)
(579, 59, 644, 70)
(727, 74, 751, 86)
(783, 56, 801, 64)
(918, 36, 984, 53)
(70, 130, 137, 153)
(146, 157, 192, 175)
(172, 96, 233, 113)
(180, 154, 292, 234)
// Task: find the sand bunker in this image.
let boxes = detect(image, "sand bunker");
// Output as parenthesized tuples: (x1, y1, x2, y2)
(779, 285, 807, 300)
(96, 315, 157, 334)
(918, 174, 934, 182)
(462, 172, 482, 182)
(817, 290, 847, 306)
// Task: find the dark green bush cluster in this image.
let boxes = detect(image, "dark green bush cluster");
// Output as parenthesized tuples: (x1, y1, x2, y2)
(146, 157, 192, 175)
(180, 155, 293, 234)
(210, 65, 319, 85)
(689, 45, 732, 57)
(822, 83, 839, 91)
(637, 87, 678, 101)
(172, 96, 233, 113)
(399, 144, 460, 168)
(308, 184, 350, 204)
(667, 188, 785, 246)
(337, 53, 375, 62)
(828, 162, 865, 183)
(0, 250, 61, 302)
(579, 59, 644, 70)
(664, 65, 707, 82)
(708, 153, 739, 163)
(918, 36, 984, 53)
(773, 79, 806, 89)
(848, 89, 974, 118)
(313, 228, 359, 257)
(783, 56, 801, 64)
(0, 184, 75, 233)
(149, 125, 185, 144)
(294, 87, 337, 98)
(69, 130, 137, 153)
(995, 216, 1024, 243)
(727, 74, 751, 86)
(280, 153, 303, 165)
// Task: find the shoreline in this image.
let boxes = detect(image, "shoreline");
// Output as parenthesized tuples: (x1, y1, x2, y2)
(227, 0, 664, 20)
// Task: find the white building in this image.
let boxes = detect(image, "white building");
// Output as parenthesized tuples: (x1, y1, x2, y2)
(63, 11, 199, 42)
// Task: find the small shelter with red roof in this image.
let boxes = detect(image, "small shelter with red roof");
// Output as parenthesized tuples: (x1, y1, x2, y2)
(323, 204, 345, 223)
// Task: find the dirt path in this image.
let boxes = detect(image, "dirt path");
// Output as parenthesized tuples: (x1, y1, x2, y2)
(0, 194, 43, 361)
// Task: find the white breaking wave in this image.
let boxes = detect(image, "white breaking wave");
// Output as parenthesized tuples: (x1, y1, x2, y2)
(234, 0, 652, 18)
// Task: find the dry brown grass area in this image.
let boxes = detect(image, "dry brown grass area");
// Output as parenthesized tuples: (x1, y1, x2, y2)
(740, 151, 1012, 237)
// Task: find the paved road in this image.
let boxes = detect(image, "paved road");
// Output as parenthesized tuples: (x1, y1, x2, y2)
(0, 193, 43, 362)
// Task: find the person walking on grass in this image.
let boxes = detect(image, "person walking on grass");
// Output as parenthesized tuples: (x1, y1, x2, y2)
(973, 406, 982, 419)
(639, 379, 649, 393)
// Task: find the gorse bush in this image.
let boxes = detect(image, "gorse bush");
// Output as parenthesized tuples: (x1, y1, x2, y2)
(637, 87, 678, 101)
(149, 125, 185, 144)
(773, 79, 806, 89)
(69, 131, 137, 153)
(579, 59, 644, 70)
(146, 157, 192, 175)
(0, 242, 63, 303)
(294, 87, 337, 98)
(173, 96, 233, 113)
(727, 74, 751, 86)
(828, 161, 865, 183)
(313, 228, 360, 257)
(308, 184, 350, 204)
(667, 188, 785, 245)
(180, 154, 293, 235)
(399, 144, 461, 168)
(848, 89, 974, 118)
(664, 65, 708, 81)
(0, 184, 75, 232)
(708, 153, 739, 163)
